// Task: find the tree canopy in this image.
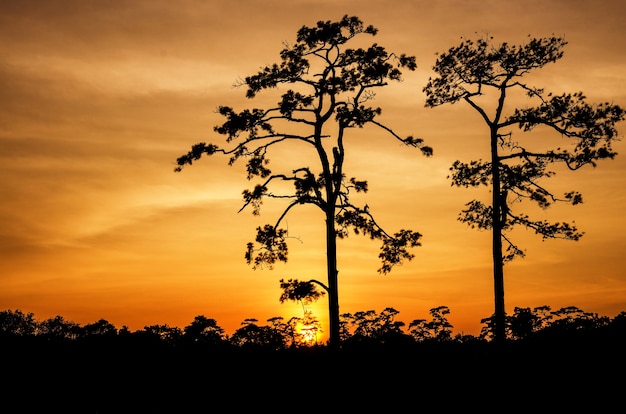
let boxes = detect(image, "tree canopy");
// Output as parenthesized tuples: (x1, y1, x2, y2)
(175, 15, 432, 348)
(424, 34, 625, 342)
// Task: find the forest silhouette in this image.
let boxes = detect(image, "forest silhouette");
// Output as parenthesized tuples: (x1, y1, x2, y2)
(2, 306, 625, 411)
(4, 15, 625, 412)
(174, 15, 625, 349)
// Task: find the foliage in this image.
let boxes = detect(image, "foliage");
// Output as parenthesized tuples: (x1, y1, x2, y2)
(229, 318, 287, 350)
(0, 309, 37, 337)
(424, 34, 624, 258)
(2, 306, 625, 351)
(175, 15, 432, 348)
(423, 34, 625, 342)
(38, 315, 81, 341)
(408, 305, 453, 342)
(279, 278, 326, 306)
(183, 315, 227, 346)
(340, 307, 411, 346)
(141, 324, 183, 345)
(175, 15, 430, 271)
(480, 305, 612, 341)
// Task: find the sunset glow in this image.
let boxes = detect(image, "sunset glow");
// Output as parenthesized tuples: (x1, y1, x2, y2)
(2, 0, 626, 343)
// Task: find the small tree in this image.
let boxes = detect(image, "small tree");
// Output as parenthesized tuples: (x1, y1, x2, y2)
(38, 315, 81, 341)
(175, 15, 432, 348)
(80, 318, 118, 340)
(183, 315, 227, 346)
(423, 35, 625, 343)
(229, 318, 286, 350)
(408, 305, 453, 342)
(0, 309, 38, 337)
(507, 305, 552, 340)
(142, 324, 183, 345)
(340, 307, 407, 346)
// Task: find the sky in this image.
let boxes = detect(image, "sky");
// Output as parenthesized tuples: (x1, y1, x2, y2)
(1, 0, 626, 341)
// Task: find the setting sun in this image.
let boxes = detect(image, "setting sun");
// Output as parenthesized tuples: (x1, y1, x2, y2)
(1, 0, 626, 343)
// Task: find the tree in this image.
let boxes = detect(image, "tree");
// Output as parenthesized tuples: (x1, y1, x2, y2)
(38, 315, 81, 341)
(0, 309, 37, 337)
(408, 305, 453, 342)
(229, 318, 286, 349)
(507, 305, 551, 340)
(340, 307, 408, 346)
(80, 318, 118, 344)
(175, 15, 432, 348)
(546, 305, 610, 333)
(141, 324, 183, 346)
(183, 315, 227, 346)
(423, 35, 625, 343)
(278, 279, 324, 345)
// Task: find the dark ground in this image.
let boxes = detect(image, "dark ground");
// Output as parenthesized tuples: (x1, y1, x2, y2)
(3, 336, 624, 413)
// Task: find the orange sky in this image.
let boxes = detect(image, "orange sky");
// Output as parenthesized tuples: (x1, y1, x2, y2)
(2, 0, 626, 341)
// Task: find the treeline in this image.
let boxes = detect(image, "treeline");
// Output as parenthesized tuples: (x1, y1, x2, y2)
(2, 305, 625, 350)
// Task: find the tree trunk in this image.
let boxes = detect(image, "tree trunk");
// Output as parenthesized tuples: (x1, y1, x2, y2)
(325, 208, 340, 349)
(491, 127, 506, 343)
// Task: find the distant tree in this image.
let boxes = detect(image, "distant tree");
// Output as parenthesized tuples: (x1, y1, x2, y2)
(0, 309, 37, 337)
(609, 311, 626, 341)
(175, 15, 432, 349)
(229, 318, 286, 350)
(118, 325, 132, 337)
(546, 306, 610, 333)
(407, 317, 430, 342)
(266, 316, 291, 348)
(374, 307, 409, 345)
(408, 305, 453, 342)
(183, 315, 227, 346)
(507, 305, 552, 340)
(423, 35, 625, 343)
(298, 310, 323, 345)
(428, 305, 453, 341)
(80, 318, 118, 339)
(341, 307, 407, 346)
(142, 324, 183, 346)
(344, 310, 379, 341)
(38, 315, 81, 341)
(611, 311, 626, 329)
(280, 316, 301, 348)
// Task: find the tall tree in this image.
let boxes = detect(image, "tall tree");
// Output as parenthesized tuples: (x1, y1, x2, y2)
(175, 15, 431, 349)
(423, 35, 624, 343)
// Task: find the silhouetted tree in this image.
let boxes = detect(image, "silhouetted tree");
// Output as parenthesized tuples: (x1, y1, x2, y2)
(423, 35, 625, 343)
(611, 311, 626, 330)
(507, 305, 552, 340)
(141, 324, 183, 346)
(279, 278, 326, 307)
(183, 315, 227, 346)
(0, 309, 37, 337)
(266, 316, 292, 348)
(229, 318, 286, 350)
(407, 317, 429, 342)
(546, 306, 610, 333)
(175, 15, 432, 349)
(38, 315, 81, 341)
(298, 310, 323, 345)
(278, 278, 324, 345)
(408, 305, 453, 342)
(80, 318, 118, 338)
(340, 307, 408, 346)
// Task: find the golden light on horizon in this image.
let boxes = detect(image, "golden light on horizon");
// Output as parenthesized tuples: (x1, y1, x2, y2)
(1, 0, 626, 340)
